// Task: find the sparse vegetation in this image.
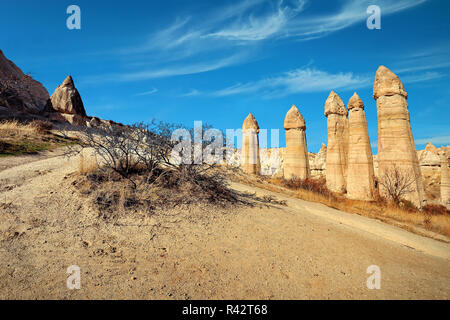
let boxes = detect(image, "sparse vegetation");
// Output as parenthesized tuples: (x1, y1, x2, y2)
(0, 120, 74, 156)
(228, 171, 450, 239)
(68, 121, 242, 219)
(378, 164, 417, 206)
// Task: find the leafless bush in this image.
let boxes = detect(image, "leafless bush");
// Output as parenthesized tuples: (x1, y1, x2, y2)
(65, 120, 238, 211)
(378, 164, 417, 206)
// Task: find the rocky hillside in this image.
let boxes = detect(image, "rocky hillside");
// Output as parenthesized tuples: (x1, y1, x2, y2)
(0, 49, 123, 128)
(0, 50, 49, 120)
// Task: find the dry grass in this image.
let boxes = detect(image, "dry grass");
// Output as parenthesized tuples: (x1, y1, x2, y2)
(0, 120, 73, 156)
(78, 152, 98, 175)
(229, 171, 450, 239)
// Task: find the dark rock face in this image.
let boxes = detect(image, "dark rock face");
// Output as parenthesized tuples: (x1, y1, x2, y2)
(47, 75, 87, 117)
(0, 49, 50, 119)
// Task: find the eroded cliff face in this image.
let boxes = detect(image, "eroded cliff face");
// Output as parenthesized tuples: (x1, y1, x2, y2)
(0, 49, 49, 119)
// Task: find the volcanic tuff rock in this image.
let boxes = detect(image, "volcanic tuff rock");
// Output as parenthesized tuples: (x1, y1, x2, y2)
(284, 105, 310, 180)
(0, 49, 49, 118)
(439, 148, 450, 209)
(346, 93, 376, 201)
(373, 66, 425, 207)
(324, 91, 348, 193)
(241, 113, 261, 175)
(47, 75, 86, 117)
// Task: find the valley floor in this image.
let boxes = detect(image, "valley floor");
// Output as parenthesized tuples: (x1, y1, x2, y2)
(0, 152, 449, 299)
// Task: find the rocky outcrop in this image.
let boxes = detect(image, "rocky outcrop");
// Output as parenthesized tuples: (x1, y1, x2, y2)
(324, 91, 348, 193)
(373, 66, 425, 207)
(0, 49, 49, 119)
(47, 75, 86, 117)
(439, 148, 450, 209)
(284, 105, 310, 180)
(346, 93, 376, 201)
(241, 113, 261, 175)
(310, 144, 327, 177)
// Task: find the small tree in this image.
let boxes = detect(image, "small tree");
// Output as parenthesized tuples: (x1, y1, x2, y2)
(378, 164, 416, 206)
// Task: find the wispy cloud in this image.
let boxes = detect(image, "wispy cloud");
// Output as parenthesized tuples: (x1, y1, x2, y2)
(134, 88, 158, 96)
(83, 53, 247, 84)
(210, 67, 370, 98)
(85, 0, 428, 83)
(416, 136, 450, 146)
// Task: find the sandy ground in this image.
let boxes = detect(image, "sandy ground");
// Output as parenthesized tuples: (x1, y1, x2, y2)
(0, 152, 449, 300)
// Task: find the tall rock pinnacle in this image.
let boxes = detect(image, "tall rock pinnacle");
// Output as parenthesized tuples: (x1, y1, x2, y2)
(241, 113, 261, 175)
(284, 105, 310, 180)
(346, 93, 376, 201)
(373, 66, 425, 207)
(324, 91, 348, 193)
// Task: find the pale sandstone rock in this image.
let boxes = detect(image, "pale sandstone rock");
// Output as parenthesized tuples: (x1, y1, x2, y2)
(48, 75, 86, 117)
(310, 144, 327, 177)
(439, 148, 450, 209)
(241, 113, 261, 175)
(346, 93, 376, 201)
(284, 105, 310, 180)
(374, 66, 425, 207)
(324, 91, 348, 193)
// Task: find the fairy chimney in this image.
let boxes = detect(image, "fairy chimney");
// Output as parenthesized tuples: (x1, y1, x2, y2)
(241, 113, 261, 175)
(284, 105, 310, 180)
(346, 93, 376, 201)
(374, 66, 425, 207)
(439, 148, 450, 209)
(324, 91, 348, 193)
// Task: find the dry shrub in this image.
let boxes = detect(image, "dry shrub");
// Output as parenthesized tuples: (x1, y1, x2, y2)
(30, 120, 53, 134)
(74, 165, 240, 220)
(269, 177, 337, 202)
(78, 152, 98, 175)
(422, 204, 450, 216)
(236, 173, 450, 238)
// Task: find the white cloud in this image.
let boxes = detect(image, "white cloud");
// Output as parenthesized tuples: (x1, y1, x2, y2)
(211, 67, 370, 97)
(83, 53, 247, 83)
(134, 88, 158, 96)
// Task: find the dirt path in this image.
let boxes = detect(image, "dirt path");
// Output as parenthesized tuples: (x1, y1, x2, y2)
(0, 154, 449, 299)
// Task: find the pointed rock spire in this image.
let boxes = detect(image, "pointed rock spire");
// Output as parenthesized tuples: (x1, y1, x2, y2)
(242, 113, 259, 131)
(325, 90, 348, 117)
(373, 66, 407, 100)
(284, 105, 305, 130)
(348, 92, 365, 110)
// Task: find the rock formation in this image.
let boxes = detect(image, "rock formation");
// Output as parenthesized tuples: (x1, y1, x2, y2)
(284, 105, 310, 180)
(310, 144, 327, 177)
(346, 93, 376, 200)
(324, 91, 348, 193)
(0, 49, 49, 119)
(439, 148, 450, 209)
(241, 113, 261, 175)
(373, 66, 425, 207)
(47, 75, 86, 114)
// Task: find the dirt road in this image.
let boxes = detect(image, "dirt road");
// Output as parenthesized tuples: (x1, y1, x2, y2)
(0, 153, 449, 299)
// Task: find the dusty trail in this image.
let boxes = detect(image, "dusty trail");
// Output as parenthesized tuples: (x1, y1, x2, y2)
(0, 153, 449, 299)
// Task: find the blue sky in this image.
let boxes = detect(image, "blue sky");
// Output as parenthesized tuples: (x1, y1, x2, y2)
(1, 0, 449, 152)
